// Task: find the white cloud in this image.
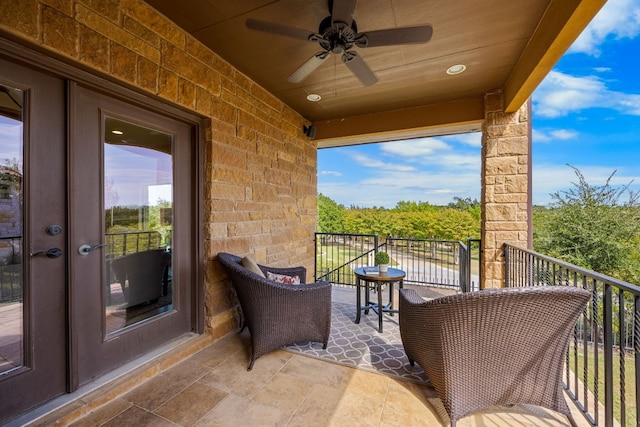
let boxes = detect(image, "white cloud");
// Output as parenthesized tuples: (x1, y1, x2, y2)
(319, 167, 481, 208)
(533, 128, 579, 143)
(319, 170, 342, 177)
(534, 71, 604, 117)
(534, 70, 640, 117)
(350, 152, 415, 172)
(532, 163, 640, 205)
(569, 0, 640, 55)
(379, 138, 451, 157)
(442, 132, 482, 147)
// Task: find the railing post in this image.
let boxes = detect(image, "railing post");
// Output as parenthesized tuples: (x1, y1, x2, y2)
(314, 233, 318, 281)
(603, 283, 614, 427)
(504, 244, 510, 287)
(635, 295, 640, 426)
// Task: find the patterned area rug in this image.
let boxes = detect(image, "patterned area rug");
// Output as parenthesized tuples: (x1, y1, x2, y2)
(284, 297, 430, 384)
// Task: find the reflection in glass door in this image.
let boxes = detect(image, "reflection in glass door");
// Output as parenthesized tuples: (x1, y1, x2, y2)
(103, 117, 173, 335)
(0, 85, 23, 375)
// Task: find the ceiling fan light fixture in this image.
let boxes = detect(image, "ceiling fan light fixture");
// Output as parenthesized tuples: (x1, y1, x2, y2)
(306, 93, 322, 102)
(447, 64, 466, 75)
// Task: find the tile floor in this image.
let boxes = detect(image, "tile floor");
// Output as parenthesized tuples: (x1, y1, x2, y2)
(24, 326, 589, 427)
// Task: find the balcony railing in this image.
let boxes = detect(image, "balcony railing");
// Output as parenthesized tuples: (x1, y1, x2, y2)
(505, 244, 640, 427)
(316, 234, 635, 426)
(314, 232, 480, 293)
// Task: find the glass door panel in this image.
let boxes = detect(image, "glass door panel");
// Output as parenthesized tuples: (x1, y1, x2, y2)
(0, 84, 23, 375)
(103, 117, 173, 335)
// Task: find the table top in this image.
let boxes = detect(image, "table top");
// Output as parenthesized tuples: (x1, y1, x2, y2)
(354, 267, 406, 281)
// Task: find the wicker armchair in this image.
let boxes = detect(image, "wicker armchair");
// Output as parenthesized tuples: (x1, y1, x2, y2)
(218, 252, 332, 370)
(399, 286, 590, 427)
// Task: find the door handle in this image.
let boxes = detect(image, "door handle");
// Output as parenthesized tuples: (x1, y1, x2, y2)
(78, 243, 107, 256)
(31, 247, 63, 258)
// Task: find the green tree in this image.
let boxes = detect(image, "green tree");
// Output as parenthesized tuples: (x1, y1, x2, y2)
(317, 193, 345, 232)
(534, 165, 640, 278)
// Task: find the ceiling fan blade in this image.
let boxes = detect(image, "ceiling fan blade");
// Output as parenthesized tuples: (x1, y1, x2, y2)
(357, 25, 433, 47)
(287, 53, 329, 83)
(342, 52, 377, 86)
(331, 0, 357, 27)
(246, 18, 315, 41)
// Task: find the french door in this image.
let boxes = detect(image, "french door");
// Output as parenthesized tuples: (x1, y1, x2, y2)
(0, 56, 68, 424)
(69, 83, 195, 386)
(0, 59, 197, 423)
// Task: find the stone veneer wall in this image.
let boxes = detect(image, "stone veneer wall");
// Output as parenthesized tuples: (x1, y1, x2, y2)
(481, 91, 532, 288)
(0, 0, 318, 339)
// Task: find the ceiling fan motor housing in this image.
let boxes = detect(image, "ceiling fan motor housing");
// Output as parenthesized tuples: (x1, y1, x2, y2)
(318, 16, 358, 54)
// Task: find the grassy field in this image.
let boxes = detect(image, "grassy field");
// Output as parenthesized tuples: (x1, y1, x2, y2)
(573, 348, 636, 426)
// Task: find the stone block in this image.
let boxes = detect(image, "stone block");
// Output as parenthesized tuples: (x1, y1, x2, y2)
(211, 142, 246, 169)
(178, 78, 196, 110)
(211, 181, 246, 201)
(484, 90, 503, 113)
(158, 68, 178, 101)
(109, 44, 138, 84)
(137, 56, 158, 92)
(79, 25, 109, 71)
(79, 0, 119, 23)
(0, 0, 39, 39)
(485, 157, 518, 175)
(123, 15, 160, 48)
(76, 4, 160, 63)
(43, 6, 78, 58)
(121, 0, 185, 49)
(485, 203, 517, 221)
(496, 137, 528, 155)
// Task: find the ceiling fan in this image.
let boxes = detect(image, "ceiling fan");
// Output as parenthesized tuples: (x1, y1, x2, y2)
(245, 0, 433, 86)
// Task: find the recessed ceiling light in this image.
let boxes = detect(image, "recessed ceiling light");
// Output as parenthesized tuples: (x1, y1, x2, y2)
(446, 64, 466, 75)
(111, 130, 124, 135)
(306, 93, 321, 102)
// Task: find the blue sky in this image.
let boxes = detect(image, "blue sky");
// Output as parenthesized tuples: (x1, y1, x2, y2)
(318, 0, 640, 208)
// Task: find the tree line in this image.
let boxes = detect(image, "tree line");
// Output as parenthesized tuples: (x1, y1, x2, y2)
(319, 166, 640, 284)
(318, 194, 481, 242)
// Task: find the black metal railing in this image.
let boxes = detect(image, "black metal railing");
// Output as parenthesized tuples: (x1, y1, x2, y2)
(0, 236, 22, 304)
(504, 243, 640, 427)
(105, 230, 164, 258)
(314, 233, 479, 292)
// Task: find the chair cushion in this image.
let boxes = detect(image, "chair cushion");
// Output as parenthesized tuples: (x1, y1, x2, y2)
(241, 256, 266, 278)
(267, 271, 301, 285)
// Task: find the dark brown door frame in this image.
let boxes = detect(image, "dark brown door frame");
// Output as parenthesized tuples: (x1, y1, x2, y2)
(0, 34, 204, 394)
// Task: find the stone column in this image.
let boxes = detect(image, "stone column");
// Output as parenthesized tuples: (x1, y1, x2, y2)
(480, 91, 532, 288)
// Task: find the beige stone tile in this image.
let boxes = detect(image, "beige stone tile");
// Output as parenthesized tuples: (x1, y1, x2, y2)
(195, 394, 291, 427)
(101, 405, 175, 427)
(380, 380, 446, 427)
(198, 348, 289, 398)
(288, 383, 382, 427)
(155, 381, 228, 426)
(161, 358, 212, 385)
(188, 332, 247, 368)
(68, 399, 132, 427)
(122, 372, 190, 411)
(252, 372, 314, 413)
(281, 354, 355, 389)
(287, 384, 345, 427)
(341, 368, 391, 401)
